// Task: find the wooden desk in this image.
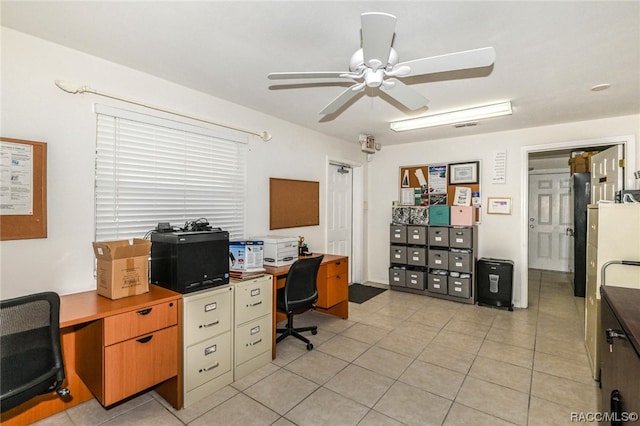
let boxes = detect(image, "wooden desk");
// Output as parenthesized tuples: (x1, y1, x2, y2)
(264, 253, 349, 358)
(1, 285, 183, 426)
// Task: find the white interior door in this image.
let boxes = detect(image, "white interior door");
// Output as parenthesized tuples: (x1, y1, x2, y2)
(591, 145, 624, 203)
(327, 163, 352, 280)
(528, 172, 572, 271)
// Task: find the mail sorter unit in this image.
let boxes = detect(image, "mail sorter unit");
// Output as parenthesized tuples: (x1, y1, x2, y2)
(428, 226, 477, 304)
(389, 224, 429, 292)
(389, 224, 477, 304)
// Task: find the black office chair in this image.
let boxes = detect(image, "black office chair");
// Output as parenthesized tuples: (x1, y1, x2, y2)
(276, 255, 324, 351)
(0, 292, 71, 413)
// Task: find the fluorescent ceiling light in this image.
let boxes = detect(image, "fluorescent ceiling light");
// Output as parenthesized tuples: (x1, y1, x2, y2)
(390, 101, 512, 132)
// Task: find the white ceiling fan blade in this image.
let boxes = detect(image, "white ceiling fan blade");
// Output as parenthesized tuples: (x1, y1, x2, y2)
(381, 79, 430, 110)
(319, 84, 365, 115)
(398, 47, 496, 77)
(268, 71, 350, 80)
(361, 12, 396, 71)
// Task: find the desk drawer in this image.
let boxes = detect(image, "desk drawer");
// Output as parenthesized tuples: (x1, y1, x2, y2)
(317, 271, 348, 308)
(185, 332, 232, 391)
(326, 258, 348, 276)
(104, 301, 178, 345)
(104, 325, 178, 405)
(235, 315, 271, 365)
(235, 276, 272, 324)
(184, 287, 232, 346)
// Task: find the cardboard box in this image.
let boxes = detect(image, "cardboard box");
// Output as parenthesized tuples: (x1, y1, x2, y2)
(93, 239, 151, 299)
(229, 240, 264, 270)
(568, 151, 598, 174)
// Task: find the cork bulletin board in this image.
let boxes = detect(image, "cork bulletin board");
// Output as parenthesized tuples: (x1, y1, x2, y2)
(0, 137, 47, 240)
(269, 177, 320, 230)
(399, 162, 482, 222)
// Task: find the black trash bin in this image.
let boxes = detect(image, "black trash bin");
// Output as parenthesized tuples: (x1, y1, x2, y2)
(477, 258, 514, 310)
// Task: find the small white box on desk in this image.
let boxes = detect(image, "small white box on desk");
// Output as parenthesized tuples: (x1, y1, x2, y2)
(253, 236, 298, 266)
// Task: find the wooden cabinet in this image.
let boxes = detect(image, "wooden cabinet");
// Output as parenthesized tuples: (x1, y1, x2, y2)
(315, 256, 349, 318)
(233, 275, 272, 380)
(76, 297, 180, 407)
(599, 286, 640, 418)
(317, 257, 348, 309)
(182, 285, 234, 407)
(585, 204, 640, 379)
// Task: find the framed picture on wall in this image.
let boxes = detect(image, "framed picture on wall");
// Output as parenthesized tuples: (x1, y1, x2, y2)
(449, 161, 479, 185)
(487, 197, 512, 215)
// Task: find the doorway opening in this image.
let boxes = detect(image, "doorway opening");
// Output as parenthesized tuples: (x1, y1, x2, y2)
(520, 135, 636, 308)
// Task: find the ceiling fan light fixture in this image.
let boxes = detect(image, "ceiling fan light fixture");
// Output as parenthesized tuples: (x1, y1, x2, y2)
(390, 101, 512, 132)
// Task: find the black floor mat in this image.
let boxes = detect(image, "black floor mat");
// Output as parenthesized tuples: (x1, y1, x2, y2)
(348, 283, 387, 304)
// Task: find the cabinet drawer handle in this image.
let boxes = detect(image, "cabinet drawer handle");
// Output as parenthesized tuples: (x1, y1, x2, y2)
(199, 320, 220, 328)
(247, 301, 263, 307)
(137, 335, 153, 344)
(199, 362, 219, 373)
(247, 338, 262, 347)
(335, 261, 341, 265)
(137, 308, 152, 316)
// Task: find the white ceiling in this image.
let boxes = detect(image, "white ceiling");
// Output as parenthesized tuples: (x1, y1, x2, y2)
(2, 1, 639, 146)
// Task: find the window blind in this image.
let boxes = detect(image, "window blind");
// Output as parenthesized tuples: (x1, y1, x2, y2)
(95, 105, 247, 241)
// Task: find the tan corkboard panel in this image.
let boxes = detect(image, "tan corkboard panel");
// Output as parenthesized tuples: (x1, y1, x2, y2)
(0, 137, 47, 240)
(399, 166, 428, 188)
(270, 178, 319, 230)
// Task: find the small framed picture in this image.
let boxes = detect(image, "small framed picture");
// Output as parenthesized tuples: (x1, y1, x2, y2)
(449, 161, 479, 185)
(487, 197, 512, 215)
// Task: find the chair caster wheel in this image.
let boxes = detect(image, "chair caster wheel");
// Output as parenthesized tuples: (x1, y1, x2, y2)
(311, 329, 318, 335)
(306, 343, 313, 351)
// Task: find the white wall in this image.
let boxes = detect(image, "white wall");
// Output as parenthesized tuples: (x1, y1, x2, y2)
(2, 27, 639, 306)
(367, 116, 640, 308)
(0, 28, 365, 299)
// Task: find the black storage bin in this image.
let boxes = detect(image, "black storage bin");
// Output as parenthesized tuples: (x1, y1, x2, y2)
(477, 258, 514, 310)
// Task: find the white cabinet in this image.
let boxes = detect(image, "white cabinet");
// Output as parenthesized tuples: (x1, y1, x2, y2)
(585, 204, 640, 379)
(182, 285, 234, 407)
(233, 275, 272, 380)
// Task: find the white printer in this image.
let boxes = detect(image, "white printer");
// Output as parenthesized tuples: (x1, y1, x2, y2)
(254, 236, 298, 267)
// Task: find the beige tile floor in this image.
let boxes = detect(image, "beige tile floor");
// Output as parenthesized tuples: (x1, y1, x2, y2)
(34, 269, 599, 426)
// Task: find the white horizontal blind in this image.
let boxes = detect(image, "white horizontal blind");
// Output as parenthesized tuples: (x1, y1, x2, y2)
(95, 105, 247, 241)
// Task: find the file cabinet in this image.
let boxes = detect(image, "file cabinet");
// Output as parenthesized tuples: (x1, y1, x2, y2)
(389, 223, 477, 304)
(183, 285, 234, 407)
(233, 275, 272, 380)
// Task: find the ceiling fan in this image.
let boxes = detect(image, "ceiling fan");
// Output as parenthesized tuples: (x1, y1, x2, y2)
(267, 12, 496, 115)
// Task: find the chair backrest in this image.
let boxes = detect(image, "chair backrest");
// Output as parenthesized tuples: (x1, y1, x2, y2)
(0, 291, 65, 413)
(283, 255, 324, 312)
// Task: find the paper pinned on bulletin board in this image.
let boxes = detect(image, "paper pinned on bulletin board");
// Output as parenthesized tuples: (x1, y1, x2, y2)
(492, 150, 507, 184)
(453, 187, 472, 206)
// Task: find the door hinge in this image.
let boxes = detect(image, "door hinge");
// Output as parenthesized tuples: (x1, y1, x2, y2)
(619, 159, 625, 168)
